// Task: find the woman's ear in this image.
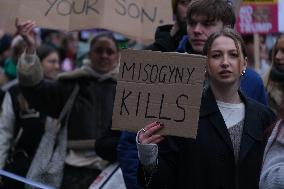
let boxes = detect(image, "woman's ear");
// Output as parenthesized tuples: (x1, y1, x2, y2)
(240, 57, 248, 76)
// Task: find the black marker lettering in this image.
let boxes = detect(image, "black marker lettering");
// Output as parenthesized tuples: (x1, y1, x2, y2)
(72, 0, 86, 15)
(150, 65, 158, 83)
(186, 68, 195, 84)
(120, 89, 132, 115)
(174, 94, 189, 122)
(141, 7, 157, 23)
(168, 66, 176, 83)
(158, 66, 167, 83)
(86, 0, 99, 14)
(142, 64, 151, 82)
(122, 62, 135, 80)
(137, 63, 142, 81)
(159, 94, 171, 120)
(115, 0, 127, 15)
(136, 92, 141, 116)
(145, 93, 157, 118)
(56, 0, 72, 16)
(128, 3, 140, 19)
(175, 67, 184, 83)
(45, 0, 58, 16)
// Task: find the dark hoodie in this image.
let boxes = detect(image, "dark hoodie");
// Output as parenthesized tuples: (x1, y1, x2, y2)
(144, 24, 186, 52)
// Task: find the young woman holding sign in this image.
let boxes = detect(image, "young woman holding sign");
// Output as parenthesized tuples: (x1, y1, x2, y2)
(136, 28, 276, 189)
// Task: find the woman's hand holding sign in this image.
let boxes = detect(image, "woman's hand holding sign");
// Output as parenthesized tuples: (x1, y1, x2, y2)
(138, 122, 165, 144)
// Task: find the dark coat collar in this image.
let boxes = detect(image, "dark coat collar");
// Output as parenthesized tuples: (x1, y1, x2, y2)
(199, 87, 264, 163)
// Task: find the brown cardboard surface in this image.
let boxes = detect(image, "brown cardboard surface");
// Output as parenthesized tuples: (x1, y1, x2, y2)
(112, 50, 206, 138)
(0, 0, 173, 41)
(0, 1, 20, 33)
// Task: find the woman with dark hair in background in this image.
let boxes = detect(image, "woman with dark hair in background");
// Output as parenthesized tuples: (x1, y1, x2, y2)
(264, 35, 284, 117)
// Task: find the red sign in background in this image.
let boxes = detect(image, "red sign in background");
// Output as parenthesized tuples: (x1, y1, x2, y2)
(237, 4, 278, 34)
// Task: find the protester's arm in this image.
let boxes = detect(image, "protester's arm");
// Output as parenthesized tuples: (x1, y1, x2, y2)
(15, 18, 74, 118)
(0, 92, 16, 169)
(136, 122, 178, 188)
(17, 48, 74, 118)
(17, 51, 43, 87)
(15, 18, 44, 87)
(15, 18, 36, 54)
(137, 137, 179, 189)
(260, 121, 284, 189)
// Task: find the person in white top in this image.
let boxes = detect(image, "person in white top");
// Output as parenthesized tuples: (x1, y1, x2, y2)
(136, 28, 276, 189)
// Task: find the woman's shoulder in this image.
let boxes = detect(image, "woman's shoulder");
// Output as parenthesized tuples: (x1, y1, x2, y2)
(56, 68, 90, 81)
(245, 97, 276, 122)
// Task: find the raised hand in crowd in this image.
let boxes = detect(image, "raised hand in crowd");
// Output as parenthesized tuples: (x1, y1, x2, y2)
(15, 18, 36, 54)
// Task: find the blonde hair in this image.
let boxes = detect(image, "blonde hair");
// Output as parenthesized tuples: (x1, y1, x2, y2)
(263, 35, 284, 87)
(203, 27, 247, 76)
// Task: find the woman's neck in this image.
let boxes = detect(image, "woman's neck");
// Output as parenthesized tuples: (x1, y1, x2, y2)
(211, 83, 241, 104)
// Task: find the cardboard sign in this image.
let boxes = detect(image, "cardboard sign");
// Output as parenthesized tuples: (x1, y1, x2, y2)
(112, 50, 206, 138)
(236, 3, 278, 34)
(0, 0, 173, 41)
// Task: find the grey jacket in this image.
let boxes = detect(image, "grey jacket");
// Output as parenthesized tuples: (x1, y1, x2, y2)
(260, 119, 284, 189)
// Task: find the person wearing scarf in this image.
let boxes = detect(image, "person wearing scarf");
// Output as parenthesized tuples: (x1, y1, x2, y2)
(264, 35, 284, 118)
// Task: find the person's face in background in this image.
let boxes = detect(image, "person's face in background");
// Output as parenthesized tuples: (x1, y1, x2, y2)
(274, 36, 284, 72)
(41, 51, 60, 80)
(176, 0, 190, 25)
(243, 35, 269, 68)
(207, 36, 247, 88)
(187, 14, 224, 54)
(63, 33, 79, 57)
(175, 0, 190, 33)
(89, 36, 119, 74)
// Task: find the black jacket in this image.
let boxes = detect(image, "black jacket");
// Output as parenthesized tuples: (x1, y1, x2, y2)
(9, 84, 46, 156)
(21, 70, 117, 142)
(139, 87, 276, 189)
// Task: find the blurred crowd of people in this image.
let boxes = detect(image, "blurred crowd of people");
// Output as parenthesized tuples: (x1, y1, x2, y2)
(0, 0, 283, 189)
